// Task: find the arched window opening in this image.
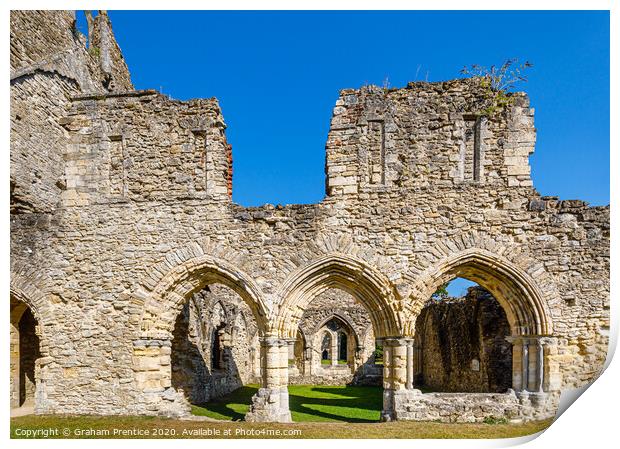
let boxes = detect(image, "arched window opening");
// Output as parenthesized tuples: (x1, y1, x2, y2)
(338, 332, 348, 363)
(414, 278, 512, 393)
(321, 332, 332, 364)
(211, 322, 226, 371)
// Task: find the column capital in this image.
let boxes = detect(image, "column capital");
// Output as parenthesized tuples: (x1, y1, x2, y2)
(259, 336, 289, 348)
(133, 338, 171, 348)
(382, 337, 414, 347)
(506, 335, 557, 346)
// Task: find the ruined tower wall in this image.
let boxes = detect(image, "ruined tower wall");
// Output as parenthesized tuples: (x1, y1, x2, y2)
(88, 12, 133, 91)
(10, 10, 133, 214)
(10, 71, 79, 213)
(59, 92, 231, 207)
(10, 11, 80, 71)
(325, 81, 534, 196)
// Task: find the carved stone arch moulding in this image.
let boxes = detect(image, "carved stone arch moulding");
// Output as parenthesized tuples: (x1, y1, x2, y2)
(404, 233, 559, 336)
(10, 266, 56, 355)
(274, 252, 405, 339)
(133, 249, 270, 340)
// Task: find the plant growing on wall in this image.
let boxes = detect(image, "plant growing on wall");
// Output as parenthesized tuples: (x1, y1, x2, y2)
(460, 58, 533, 116)
(432, 282, 450, 300)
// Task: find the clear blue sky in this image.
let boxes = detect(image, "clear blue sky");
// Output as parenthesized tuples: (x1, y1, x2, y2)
(77, 11, 609, 211)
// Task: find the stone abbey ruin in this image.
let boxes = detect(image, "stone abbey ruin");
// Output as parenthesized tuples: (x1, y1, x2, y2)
(10, 11, 610, 423)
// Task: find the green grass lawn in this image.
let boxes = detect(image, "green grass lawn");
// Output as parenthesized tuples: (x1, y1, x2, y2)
(192, 384, 382, 422)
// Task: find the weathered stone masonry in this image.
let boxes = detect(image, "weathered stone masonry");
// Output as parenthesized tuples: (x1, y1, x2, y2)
(10, 11, 610, 423)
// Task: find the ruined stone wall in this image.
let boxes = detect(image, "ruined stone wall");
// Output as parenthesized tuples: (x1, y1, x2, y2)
(59, 92, 230, 207)
(88, 12, 133, 92)
(414, 287, 512, 393)
(11, 11, 81, 72)
(393, 389, 559, 424)
(9, 11, 609, 417)
(325, 81, 535, 195)
(10, 10, 132, 214)
(10, 71, 79, 214)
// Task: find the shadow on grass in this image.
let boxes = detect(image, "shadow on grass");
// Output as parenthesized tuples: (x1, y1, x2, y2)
(191, 385, 383, 423)
(192, 385, 258, 421)
(288, 386, 382, 423)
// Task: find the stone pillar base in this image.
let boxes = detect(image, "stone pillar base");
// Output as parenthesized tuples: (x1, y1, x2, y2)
(245, 387, 292, 422)
(381, 388, 423, 421)
(516, 390, 560, 421)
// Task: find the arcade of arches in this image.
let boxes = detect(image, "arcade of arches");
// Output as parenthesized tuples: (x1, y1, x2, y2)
(131, 264, 564, 423)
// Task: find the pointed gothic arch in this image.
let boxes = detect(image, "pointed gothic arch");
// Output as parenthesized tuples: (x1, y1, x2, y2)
(407, 248, 554, 337)
(136, 254, 269, 339)
(275, 253, 402, 338)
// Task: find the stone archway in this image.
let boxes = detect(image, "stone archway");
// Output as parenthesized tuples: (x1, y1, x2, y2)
(274, 253, 402, 339)
(247, 253, 403, 422)
(10, 296, 40, 409)
(310, 314, 359, 373)
(391, 247, 560, 422)
(409, 248, 555, 394)
(137, 254, 270, 339)
(409, 249, 553, 337)
(131, 254, 270, 417)
(9, 293, 47, 412)
(10, 271, 54, 414)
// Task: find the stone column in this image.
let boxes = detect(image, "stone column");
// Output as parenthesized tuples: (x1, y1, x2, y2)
(279, 339, 291, 407)
(245, 337, 292, 422)
(536, 338, 544, 392)
(520, 336, 556, 418)
(406, 340, 414, 390)
(522, 339, 529, 391)
(133, 338, 173, 392)
(305, 346, 314, 376)
(507, 335, 550, 393)
(331, 333, 338, 366)
(381, 337, 414, 421)
(507, 336, 527, 391)
(286, 338, 299, 376)
(132, 338, 190, 417)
